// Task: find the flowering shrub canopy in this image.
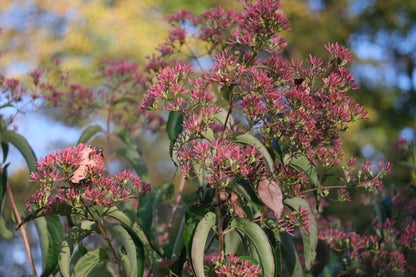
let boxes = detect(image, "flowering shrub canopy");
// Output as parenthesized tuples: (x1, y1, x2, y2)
(0, 1, 414, 277)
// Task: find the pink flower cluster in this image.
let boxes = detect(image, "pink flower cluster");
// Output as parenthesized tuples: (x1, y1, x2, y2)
(177, 138, 263, 189)
(357, 160, 392, 191)
(319, 218, 415, 275)
(276, 206, 312, 236)
(25, 144, 151, 216)
(339, 157, 392, 194)
(28, 56, 161, 133)
(100, 58, 143, 83)
(29, 64, 98, 121)
(215, 253, 262, 277)
(392, 136, 416, 161)
(96, 58, 158, 132)
(0, 69, 37, 128)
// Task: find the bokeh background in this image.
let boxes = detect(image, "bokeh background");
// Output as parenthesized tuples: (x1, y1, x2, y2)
(0, 0, 415, 275)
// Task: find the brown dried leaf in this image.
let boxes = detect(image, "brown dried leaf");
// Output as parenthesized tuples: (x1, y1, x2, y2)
(231, 192, 246, 218)
(294, 77, 311, 95)
(257, 177, 283, 219)
(70, 147, 104, 184)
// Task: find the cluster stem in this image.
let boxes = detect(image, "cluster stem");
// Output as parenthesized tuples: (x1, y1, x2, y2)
(86, 206, 125, 277)
(216, 190, 225, 261)
(9, 182, 38, 277)
(162, 173, 186, 244)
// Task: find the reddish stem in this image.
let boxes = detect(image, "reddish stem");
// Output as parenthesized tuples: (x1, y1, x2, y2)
(86, 206, 125, 277)
(216, 190, 225, 261)
(302, 185, 347, 194)
(162, 173, 186, 244)
(8, 182, 38, 277)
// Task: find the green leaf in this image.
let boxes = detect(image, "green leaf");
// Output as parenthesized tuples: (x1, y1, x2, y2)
(73, 248, 115, 277)
(34, 216, 64, 277)
(0, 214, 13, 238)
(0, 164, 9, 210)
(397, 161, 416, 170)
(221, 84, 235, 103)
(171, 247, 187, 276)
(189, 162, 207, 188)
(240, 255, 261, 266)
(229, 133, 274, 174)
(115, 129, 148, 179)
(284, 197, 318, 270)
(167, 111, 183, 141)
(171, 217, 186, 261)
(105, 207, 150, 247)
(233, 176, 264, 218)
(230, 218, 275, 276)
(287, 155, 319, 187)
(321, 251, 342, 277)
(262, 227, 282, 276)
(1, 141, 8, 163)
(112, 97, 136, 106)
(280, 232, 303, 277)
(184, 206, 209, 269)
(103, 207, 162, 273)
(183, 207, 214, 275)
(116, 130, 142, 153)
(109, 224, 138, 277)
(191, 211, 216, 277)
(272, 138, 284, 167)
(77, 125, 103, 145)
(115, 145, 149, 183)
(59, 221, 98, 277)
(19, 205, 88, 229)
(322, 264, 341, 277)
(213, 109, 234, 127)
(169, 140, 178, 168)
(287, 154, 322, 210)
(167, 111, 184, 165)
(171, 217, 187, 275)
(224, 229, 244, 256)
(70, 243, 88, 271)
(0, 103, 13, 110)
(0, 130, 37, 173)
(137, 184, 173, 255)
(200, 126, 215, 140)
(136, 239, 145, 277)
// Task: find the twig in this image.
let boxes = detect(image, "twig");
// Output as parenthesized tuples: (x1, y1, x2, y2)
(216, 191, 225, 261)
(85, 206, 125, 277)
(302, 185, 347, 194)
(8, 182, 38, 277)
(219, 106, 233, 142)
(393, 177, 416, 202)
(162, 173, 186, 244)
(105, 93, 113, 172)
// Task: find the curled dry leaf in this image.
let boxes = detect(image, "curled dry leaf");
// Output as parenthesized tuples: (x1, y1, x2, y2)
(294, 77, 311, 95)
(231, 192, 246, 218)
(257, 177, 283, 219)
(70, 147, 104, 184)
